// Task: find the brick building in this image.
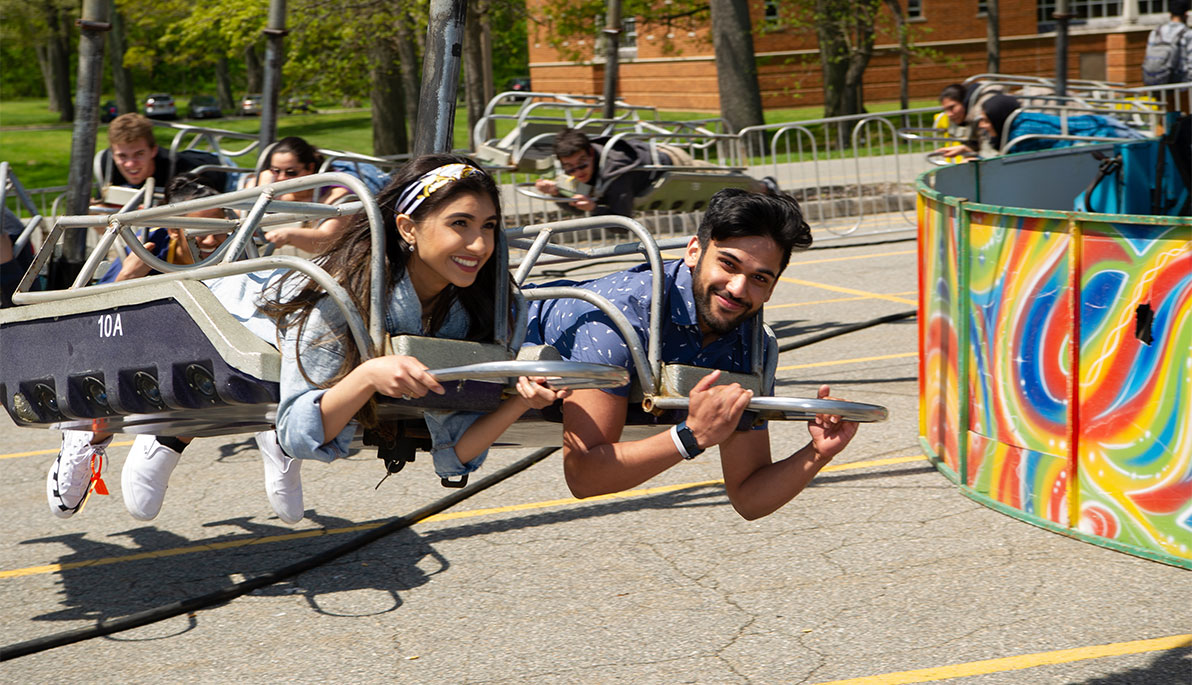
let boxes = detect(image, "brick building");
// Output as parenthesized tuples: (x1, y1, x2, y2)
(526, 0, 1179, 111)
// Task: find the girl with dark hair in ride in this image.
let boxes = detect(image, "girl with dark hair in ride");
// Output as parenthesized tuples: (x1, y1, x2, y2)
(260, 153, 569, 498)
(253, 135, 389, 252)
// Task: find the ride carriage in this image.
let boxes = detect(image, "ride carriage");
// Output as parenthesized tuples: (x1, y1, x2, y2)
(0, 171, 887, 487)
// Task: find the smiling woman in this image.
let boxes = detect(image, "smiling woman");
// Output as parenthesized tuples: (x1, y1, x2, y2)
(256, 153, 570, 488)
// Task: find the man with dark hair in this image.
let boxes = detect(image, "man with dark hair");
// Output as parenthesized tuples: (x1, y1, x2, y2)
(100, 113, 227, 195)
(523, 188, 858, 520)
(533, 127, 676, 217)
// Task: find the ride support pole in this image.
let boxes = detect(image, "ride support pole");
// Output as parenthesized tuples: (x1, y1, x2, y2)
(1054, 0, 1071, 97)
(414, 0, 467, 156)
(601, 0, 622, 120)
(63, 0, 111, 272)
(259, 0, 287, 151)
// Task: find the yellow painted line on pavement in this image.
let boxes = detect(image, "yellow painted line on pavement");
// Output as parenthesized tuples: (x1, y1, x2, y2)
(814, 634, 1192, 685)
(1, 440, 135, 461)
(0, 454, 927, 579)
(777, 352, 916, 371)
(788, 249, 916, 267)
(767, 291, 917, 310)
(780, 276, 917, 305)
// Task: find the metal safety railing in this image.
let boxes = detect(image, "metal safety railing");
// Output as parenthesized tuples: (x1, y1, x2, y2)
(11, 173, 388, 357)
(18, 79, 1188, 251)
(738, 107, 941, 238)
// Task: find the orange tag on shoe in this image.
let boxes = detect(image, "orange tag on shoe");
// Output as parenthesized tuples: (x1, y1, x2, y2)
(91, 454, 109, 496)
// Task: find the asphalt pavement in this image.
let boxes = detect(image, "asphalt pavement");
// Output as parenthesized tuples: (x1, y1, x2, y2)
(1, 223, 1188, 683)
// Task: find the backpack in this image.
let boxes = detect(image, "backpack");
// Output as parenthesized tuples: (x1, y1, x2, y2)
(1142, 23, 1188, 85)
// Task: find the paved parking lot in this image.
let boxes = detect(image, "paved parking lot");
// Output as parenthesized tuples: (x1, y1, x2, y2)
(1, 222, 1189, 683)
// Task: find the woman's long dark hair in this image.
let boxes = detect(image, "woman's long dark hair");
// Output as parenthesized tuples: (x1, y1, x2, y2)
(259, 153, 506, 429)
(269, 136, 323, 172)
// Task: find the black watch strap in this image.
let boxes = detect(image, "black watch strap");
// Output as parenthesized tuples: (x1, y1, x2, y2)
(674, 421, 704, 459)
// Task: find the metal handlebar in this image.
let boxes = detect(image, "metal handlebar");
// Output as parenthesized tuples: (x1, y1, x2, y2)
(429, 360, 630, 390)
(643, 395, 889, 423)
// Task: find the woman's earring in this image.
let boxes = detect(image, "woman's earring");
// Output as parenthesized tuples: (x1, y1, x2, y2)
(406, 242, 415, 253)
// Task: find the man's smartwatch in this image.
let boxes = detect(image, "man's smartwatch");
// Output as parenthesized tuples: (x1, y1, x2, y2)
(671, 421, 705, 460)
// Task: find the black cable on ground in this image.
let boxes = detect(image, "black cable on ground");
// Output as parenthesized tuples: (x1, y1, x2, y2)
(1, 446, 560, 661)
(807, 235, 916, 251)
(777, 309, 917, 353)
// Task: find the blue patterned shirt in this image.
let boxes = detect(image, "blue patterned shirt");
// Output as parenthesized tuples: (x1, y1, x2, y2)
(523, 259, 771, 398)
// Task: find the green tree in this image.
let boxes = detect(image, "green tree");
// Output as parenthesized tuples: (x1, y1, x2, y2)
(0, 0, 78, 116)
(107, 0, 137, 115)
(158, 0, 267, 103)
(812, 0, 882, 119)
(0, 0, 57, 99)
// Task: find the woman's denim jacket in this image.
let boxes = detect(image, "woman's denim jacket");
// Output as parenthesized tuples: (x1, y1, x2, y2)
(211, 270, 490, 479)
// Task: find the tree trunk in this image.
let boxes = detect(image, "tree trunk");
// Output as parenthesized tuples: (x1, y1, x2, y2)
(709, 0, 764, 144)
(216, 55, 236, 111)
(843, 1, 878, 116)
(883, 0, 909, 110)
(107, 0, 136, 116)
(817, 0, 878, 146)
(986, 0, 1000, 73)
(395, 15, 421, 137)
(479, 0, 494, 107)
(816, 0, 850, 119)
(244, 42, 264, 94)
(464, 0, 487, 146)
(42, 2, 75, 121)
(370, 38, 409, 156)
(36, 44, 59, 112)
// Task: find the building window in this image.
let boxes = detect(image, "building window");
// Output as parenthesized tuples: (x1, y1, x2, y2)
(619, 18, 637, 58)
(764, 0, 781, 26)
(1037, 0, 1122, 24)
(1138, 0, 1170, 13)
(907, 0, 923, 18)
(977, 0, 987, 14)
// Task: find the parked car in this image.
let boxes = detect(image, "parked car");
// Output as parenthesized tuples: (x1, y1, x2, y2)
(285, 95, 315, 114)
(99, 100, 118, 123)
(144, 93, 177, 120)
(508, 77, 532, 100)
(187, 95, 222, 119)
(241, 94, 263, 116)
(505, 76, 534, 101)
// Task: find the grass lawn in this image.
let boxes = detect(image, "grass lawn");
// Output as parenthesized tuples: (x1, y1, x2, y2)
(0, 99, 74, 128)
(1, 95, 940, 192)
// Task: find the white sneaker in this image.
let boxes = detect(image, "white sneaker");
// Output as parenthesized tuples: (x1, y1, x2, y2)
(46, 430, 112, 519)
(257, 430, 304, 524)
(121, 435, 182, 521)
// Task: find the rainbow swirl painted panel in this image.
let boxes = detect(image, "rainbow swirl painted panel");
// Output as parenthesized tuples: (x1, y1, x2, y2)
(967, 213, 1072, 463)
(1077, 221, 1192, 561)
(919, 196, 961, 474)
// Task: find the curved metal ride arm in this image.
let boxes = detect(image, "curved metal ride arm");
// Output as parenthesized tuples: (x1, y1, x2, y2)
(506, 214, 664, 387)
(520, 286, 654, 393)
(13, 255, 374, 364)
(31, 172, 388, 353)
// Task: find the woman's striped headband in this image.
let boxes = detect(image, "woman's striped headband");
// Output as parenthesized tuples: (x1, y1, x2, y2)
(394, 163, 482, 216)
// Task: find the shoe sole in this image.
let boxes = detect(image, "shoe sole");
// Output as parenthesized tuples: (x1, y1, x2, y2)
(46, 453, 92, 519)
